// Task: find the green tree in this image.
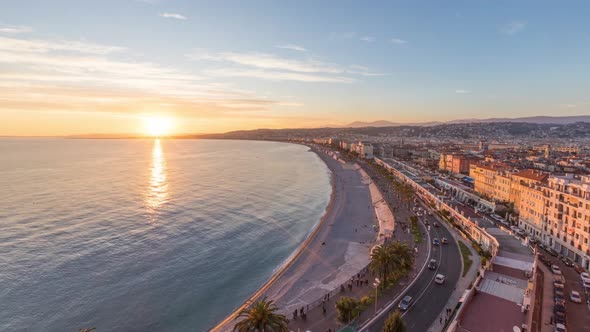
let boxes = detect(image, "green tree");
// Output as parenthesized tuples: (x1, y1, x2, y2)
(387, 241, 414, 274)
(233, 298, 289, 332)
(335, 296, 359, 323)
(370, 244, 391, 285)
(382, 311, 406, 332)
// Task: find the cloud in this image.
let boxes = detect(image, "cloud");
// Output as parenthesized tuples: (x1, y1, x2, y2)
(190, 51, 343, 74)
(0, 36, 124, 54)
(455, 89, 469, 94)
(204, 68, 354, 83)
(0, 34, 287, 119)
(559, 104, 577, 108)
(160, 12, 187, 20)
(189, 50, 379, 83)
(275, 44, 306, 52)
(500, 21, 526, 35)
(360, 36, 375, 42)
(0, 24, 33, 34)
(391, 38, 407, 45)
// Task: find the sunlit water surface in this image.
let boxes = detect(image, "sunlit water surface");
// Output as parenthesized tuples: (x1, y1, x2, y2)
(0, 138, 331, 331)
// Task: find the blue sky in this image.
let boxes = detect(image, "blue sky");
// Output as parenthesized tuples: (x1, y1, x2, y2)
(1, 0, 590, 135)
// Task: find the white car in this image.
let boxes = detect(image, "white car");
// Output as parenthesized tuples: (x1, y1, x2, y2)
(491, 214, 504, 222)
(554, 323, 566, 332)
(581, 272, 590, 284)
(435, 274, 445, 284)
(551, 265, 562, 275)
(570, 291, 582, 303)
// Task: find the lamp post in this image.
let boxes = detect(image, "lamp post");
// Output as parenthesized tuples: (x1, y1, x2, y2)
(373, 277, 381, 315)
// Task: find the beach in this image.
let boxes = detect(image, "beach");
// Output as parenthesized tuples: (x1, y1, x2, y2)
(212, 145, 384, 331)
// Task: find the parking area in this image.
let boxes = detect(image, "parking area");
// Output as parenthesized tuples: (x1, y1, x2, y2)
(538, 248, 590, 331)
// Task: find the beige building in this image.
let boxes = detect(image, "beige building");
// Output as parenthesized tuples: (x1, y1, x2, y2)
(542, 175, 590, 267)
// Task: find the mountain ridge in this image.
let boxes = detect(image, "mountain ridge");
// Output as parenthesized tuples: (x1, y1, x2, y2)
(342, 115, 590, 128)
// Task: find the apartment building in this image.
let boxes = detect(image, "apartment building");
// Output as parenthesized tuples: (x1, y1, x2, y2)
(542, 174, 590, 267)
(439, 153, 477, 174)
(510, 170, 549, 213)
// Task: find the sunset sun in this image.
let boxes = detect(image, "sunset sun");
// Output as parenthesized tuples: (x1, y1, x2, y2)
(143, 116, 173, 137)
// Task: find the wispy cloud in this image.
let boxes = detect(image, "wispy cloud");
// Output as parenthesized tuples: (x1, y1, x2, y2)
(0, 34, 287, 118)
(360, 36, 375, 42)
(500, 21, 526, 35)
(391, 38, 407, 45)
(0, 24, 33, 34)
(189, 50, 378, 83)
(455, 89, 469, 94)
(159, 12, 187, 20)
(0, 36, 124, 54)
(204, 68, 355, 83)
(275, 44, 306, 52)
(190, 51, 343, 74)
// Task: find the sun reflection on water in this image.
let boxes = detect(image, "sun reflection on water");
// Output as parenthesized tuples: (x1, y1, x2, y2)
(146, 139, 168, 213)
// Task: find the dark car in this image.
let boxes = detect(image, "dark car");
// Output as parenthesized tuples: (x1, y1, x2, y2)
(428, 259, 437, 270)
(562, 258, 574, 267)
(432, 238, 440, 246)
(398, 295, 412, 311)
(548, 248, 559, 257)
(554, 311, 566, 325)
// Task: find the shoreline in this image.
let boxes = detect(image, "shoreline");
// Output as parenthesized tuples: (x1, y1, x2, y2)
(210, 144, 339, 331)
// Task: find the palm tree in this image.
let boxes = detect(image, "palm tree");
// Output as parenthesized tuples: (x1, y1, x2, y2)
(335, 296, 358, 323)
(382, 311, 406, 332)
(370, 244, 390, 284)
(387, 242, 414, 273)
(233, 298, 289, 332)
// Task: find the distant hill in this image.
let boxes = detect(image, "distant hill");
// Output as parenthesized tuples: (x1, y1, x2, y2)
(344, 115, 590, 128)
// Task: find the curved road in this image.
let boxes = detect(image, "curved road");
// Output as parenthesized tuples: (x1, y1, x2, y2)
(363, 202, 462, 332)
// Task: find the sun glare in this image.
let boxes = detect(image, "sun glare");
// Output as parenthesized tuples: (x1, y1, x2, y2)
(143, 116, 173, 137)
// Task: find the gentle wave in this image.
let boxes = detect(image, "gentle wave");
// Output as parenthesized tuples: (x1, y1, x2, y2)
(0, 138, 331, 332)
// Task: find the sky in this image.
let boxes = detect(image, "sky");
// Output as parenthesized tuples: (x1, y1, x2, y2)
(1, 0, 590, 136)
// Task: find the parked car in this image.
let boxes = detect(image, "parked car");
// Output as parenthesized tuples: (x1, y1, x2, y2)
(580, 272, 590, 284)
(548, 248, 559, 257)
(398, 295, 412, 311)
(428, 259, 437, 270)
(574, 264, 585, 274)
(554, 310, 567, 325)
(491, 214, 504, 222)
(442, 237, 448, 244)
(537, 244, 546, 251)
(554, 322, 567, 332)
(570, 291, 582, 303)
(416, 212, 423, 217)
(551, 265, 562, 275)
(432, 238, 440, 246)
(435, 274, 445, 284)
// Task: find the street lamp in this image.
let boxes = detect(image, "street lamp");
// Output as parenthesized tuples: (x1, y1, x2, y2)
(373, 277, 381, 315)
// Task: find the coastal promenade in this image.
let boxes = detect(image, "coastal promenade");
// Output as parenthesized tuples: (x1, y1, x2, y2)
(211, 145, 379, 331)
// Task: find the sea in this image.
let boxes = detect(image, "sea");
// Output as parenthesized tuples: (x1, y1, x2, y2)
(0, 138, 332, 332)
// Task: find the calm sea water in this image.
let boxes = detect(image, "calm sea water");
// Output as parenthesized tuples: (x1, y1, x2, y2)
(0, 138, 331, 332)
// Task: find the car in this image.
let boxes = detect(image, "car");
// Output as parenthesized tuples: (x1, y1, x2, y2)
(570, 291, 582, 303)
(574, 264, 585, 274)
(554, 281, 564, 290)
(432, 238, 440, 246)
(500, 220, 510, 227)
(551, 265, 562, 275)
(491, 214, 504, 222)
(554, 304, 566, 314)
(516, 229, 526, 238)
(562, 258, 574, 267)
(435, 274, 445, 284)
(428, 211, 433, 216)
(581, 272, 590, 283)
(583, 280, 590, 290)
(416, 212, 423, 217)
(442, 237, 448, 244)
(554, 322, 567, 332)
(398, 295, 412, 311)
(548, 248, 559, 257)
(537, 243, 546, 251)
(428, 259, 437, 270)
(433, 222, 439, 228)
(554, 310, 567, 325)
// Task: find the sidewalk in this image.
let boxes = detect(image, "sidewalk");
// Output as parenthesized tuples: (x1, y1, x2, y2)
(427, 219, 481, 332)
(288, 160, 429, 332)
